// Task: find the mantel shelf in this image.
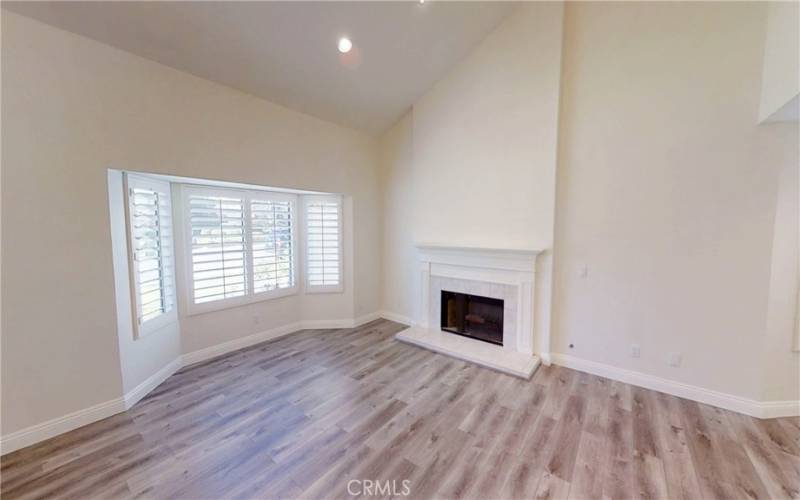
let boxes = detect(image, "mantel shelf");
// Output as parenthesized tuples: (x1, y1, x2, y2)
(415, 243, 544, 257)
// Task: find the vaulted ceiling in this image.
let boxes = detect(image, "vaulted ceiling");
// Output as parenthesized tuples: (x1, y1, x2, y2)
(3, 1, 517, 133)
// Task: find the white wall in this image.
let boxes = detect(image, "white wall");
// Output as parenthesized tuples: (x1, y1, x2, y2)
(759, 1, 800, 122)
(552, 1, 798, 402)
(411, 2, 564, 251)
(1, 11, 381, 437)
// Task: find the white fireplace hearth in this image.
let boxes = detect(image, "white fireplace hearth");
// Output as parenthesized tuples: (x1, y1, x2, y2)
(395, 244, 542, 378)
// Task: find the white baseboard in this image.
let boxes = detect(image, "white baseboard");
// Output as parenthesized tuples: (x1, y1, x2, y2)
(299, 311, 384, 331)
(0, 356, 183, 456)
(181, 321, 303, 367)
(299, 318, 355, 329)
(379, 310, 416, 327)
(0, 397, 126, 456)
(352, 311, 384, 327)
(122, 357, 183, 409)
(551, 353, 799, 418)
(760, 400, 800, 419)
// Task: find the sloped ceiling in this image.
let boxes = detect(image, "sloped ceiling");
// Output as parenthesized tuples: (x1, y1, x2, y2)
(3, 1, 517, 133)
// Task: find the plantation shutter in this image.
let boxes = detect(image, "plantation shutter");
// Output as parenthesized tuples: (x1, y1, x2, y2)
(251, 197, 295, 293)
(126, 175, 175, 329)
(305, 196, 342, 289)
(188, 192, 247, 304)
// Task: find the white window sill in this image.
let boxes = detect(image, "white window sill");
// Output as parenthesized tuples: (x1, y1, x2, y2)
(305, 284, 344, 294)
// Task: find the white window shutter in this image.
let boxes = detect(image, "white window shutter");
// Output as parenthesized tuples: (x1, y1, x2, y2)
(251, 198, 295, 293)
(305, 196, 343, 291)
(126, 174, 176, 334)
(188, 193, 247, 304)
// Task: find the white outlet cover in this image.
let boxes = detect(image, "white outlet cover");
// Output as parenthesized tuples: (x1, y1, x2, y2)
(669, 352, 682, 367)
(631, 344, 641, 358)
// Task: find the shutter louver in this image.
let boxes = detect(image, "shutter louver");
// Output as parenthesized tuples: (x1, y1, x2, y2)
(127, 176, 175, 329)
(251, 199, 294, 293)
(306, 199, 341, 288)
(189, 194, 247, 304)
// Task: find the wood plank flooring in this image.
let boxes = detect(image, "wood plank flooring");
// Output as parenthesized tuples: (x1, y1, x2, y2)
(2, 319, 798, 499)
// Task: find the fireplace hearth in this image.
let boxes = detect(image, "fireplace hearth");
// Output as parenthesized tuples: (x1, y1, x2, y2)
(440, 290, 504, 346)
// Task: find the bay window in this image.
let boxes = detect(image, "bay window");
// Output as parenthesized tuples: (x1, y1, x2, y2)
(182, 185, 299, 314)
(120, 176, 343, 320)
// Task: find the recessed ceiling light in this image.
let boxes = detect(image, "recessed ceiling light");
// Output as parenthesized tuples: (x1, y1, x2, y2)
(338, 37, 352, 54)
(419, 0, 425, 3)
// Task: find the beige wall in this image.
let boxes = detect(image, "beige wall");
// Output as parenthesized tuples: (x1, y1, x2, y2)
(379, 112, 417, 324)
(759, 1, 799, 122)
(1, 11, 381, 435)
(553, 1, 797, 401)
(761, 124, 800, 401)
(411, 2, 564, 251)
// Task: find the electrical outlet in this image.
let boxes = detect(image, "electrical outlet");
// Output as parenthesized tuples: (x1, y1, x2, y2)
(253, 315, 261, 326)
(580, 264, 589, 279)
(631, 344, 641, 358)
(669, 352, 682, 367)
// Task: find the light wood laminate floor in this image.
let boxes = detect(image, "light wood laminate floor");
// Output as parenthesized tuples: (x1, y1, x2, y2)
(2, 319, 799, 499)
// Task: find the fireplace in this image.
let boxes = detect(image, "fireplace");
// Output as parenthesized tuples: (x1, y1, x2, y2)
(440, 290, 504, 346)
(395, 245, 541, 378)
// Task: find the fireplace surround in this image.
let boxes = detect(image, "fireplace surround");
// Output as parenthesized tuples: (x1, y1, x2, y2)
(395, 244, 542, 378)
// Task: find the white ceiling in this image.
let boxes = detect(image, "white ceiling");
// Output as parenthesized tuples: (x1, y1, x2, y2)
(3, 1, 517, 133)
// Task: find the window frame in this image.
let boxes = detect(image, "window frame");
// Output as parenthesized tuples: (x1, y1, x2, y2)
(124, 173, 177, 338)
(303, 194, 344, 294)
(180, 184, 300, 316)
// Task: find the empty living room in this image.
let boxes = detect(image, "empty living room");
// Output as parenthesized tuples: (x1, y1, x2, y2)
(1, 1, 799, 499)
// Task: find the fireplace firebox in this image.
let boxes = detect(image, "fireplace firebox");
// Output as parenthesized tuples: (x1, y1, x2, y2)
(440, 290, 504, 346)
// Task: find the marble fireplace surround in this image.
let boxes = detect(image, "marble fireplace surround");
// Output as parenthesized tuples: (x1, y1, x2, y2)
(395, 245, 542, 378)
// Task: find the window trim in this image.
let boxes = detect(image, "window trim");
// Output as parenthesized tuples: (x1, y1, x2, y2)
(303, 194, 344, 294)
(124, 173, 177, 338)
(180, 184, 300, 316)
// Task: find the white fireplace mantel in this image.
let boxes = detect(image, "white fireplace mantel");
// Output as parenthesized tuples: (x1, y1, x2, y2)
(395, 244, 543, 378)
(416, 244, 543, 273)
